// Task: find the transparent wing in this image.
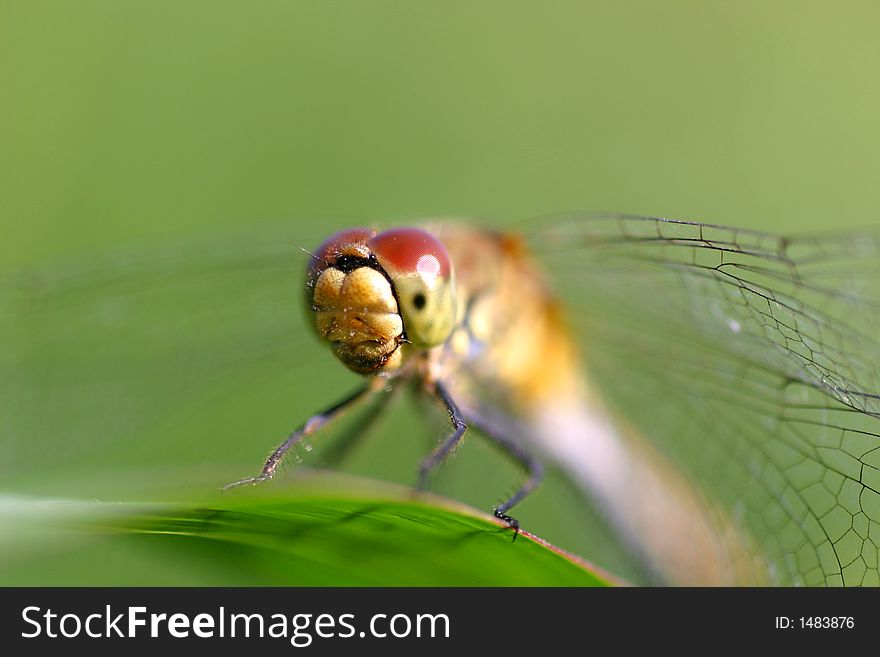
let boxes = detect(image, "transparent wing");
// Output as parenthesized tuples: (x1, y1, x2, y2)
(0, 224, 355, 496)
(527, 213, 880, 585)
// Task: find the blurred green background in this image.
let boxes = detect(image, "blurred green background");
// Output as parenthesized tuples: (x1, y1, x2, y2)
(5, 0, 880, 268)
(2, 1, 880, 585)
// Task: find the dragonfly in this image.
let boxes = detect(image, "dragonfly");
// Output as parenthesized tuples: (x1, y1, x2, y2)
(3, 214, 879, 586)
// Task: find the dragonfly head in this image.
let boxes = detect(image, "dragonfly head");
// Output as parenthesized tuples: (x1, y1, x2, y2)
(306, 227, 457, 374)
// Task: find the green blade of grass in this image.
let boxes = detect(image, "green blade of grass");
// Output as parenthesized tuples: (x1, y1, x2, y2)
(0, 486, 613, 586)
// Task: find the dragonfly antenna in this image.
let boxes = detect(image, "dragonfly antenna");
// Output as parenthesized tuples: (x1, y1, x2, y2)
(299, 246, 330, 268)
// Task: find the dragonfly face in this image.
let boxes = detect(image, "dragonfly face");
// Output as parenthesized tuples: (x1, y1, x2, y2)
(306, 227, 457, 374)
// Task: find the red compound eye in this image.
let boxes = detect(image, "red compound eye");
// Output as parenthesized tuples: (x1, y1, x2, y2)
(306, 227, 375, 278)
(368, 227, 452, 280)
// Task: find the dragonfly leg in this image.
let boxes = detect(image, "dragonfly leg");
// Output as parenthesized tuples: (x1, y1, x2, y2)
(466, 411, 545, 539)
(417, 380, 468, 491)
(420, 381, 541, 538)
(318, 384, 400, 467)
(223, 379, 383, 490)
